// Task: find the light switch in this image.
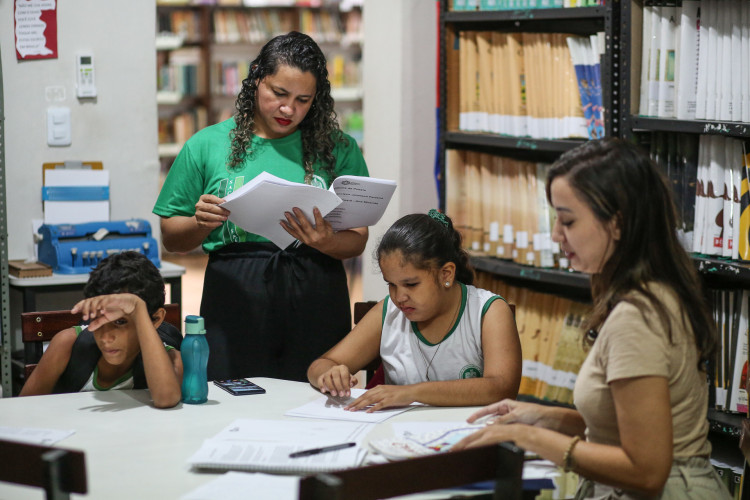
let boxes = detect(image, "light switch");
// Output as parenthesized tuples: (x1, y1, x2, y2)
(47, 107, 71, 146)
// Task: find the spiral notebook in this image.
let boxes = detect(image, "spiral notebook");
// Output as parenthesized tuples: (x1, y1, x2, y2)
(187, 419, 372, 474)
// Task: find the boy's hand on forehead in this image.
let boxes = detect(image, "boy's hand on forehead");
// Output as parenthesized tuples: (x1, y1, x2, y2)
(71, 293, 145, 331)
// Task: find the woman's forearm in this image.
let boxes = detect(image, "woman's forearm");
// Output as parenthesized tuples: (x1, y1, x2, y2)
(160, 216, 214, 253)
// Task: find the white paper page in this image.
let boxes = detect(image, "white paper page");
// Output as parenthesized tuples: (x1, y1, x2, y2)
(44, 201, 110, 224)
(45, 169, 109, 187)
(284, 389, 418, 423)
(180, 472, 299, 500)
(325, 176, 397, 231)
(187, 439, 368, 473)
(44, 169, 110, 224)
(220, 172, 342, 249)
(187, 418, 372, 473)
(208, 418, 372, 444)
(0, 426, 75, 446)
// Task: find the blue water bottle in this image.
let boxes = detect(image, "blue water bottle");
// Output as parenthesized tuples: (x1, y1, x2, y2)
(181, 315, 209, 404)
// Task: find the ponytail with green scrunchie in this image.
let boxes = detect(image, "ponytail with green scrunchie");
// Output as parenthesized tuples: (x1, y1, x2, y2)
(428, 209, 451, 229)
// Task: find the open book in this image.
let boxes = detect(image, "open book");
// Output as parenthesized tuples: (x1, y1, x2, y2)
(187, 418, 372, 475)
(220, 172, 397, 249)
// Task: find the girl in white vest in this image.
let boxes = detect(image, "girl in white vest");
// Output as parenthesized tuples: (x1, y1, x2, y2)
(307, 210, 522, 410)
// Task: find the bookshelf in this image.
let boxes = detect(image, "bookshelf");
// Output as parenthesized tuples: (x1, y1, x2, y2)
(441, 0, 750, 494)
(619, 2, 750, 487)
(155, 1, 364, 171)
(438, 0, 620, 411)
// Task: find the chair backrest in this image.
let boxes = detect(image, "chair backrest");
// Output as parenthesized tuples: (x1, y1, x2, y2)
(21, 303, 181, 379)
(298, 442, 524, 500)
(0, 439, 87, 500)
(352, 301, 381, 387)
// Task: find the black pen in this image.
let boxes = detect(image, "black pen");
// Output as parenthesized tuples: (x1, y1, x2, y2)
(289, 442, 356, 458)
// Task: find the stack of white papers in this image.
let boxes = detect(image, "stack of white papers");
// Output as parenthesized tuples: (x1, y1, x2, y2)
(220, 172, 396, 249)
(187, 419, 372, 474)
(0, 425, 75, 446)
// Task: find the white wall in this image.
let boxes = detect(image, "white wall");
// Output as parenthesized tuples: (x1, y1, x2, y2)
(361, 0, 438, 301)
(0, 0, 436, 303)
(0, 1, 160, 260)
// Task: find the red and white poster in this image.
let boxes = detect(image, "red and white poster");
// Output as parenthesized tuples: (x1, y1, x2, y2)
(14, 0, 58, 60)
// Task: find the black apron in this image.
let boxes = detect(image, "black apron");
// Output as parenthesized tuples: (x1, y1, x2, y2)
(201, 242, 352, 381)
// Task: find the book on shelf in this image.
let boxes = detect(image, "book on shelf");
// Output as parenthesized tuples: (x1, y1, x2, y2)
(220, 172, 396, 249)
(727, 290, 749, 414)
(656, 7, 678, 119)
(646, 6, 661, 117)
(566, 35, 603, 139)
(740, 142, 750, 261)
(187, 418, 371, 474)
(676, 1, 700, 120)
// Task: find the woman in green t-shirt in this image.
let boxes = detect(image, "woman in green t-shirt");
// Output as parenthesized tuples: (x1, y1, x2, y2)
(153, 32, 369, 382)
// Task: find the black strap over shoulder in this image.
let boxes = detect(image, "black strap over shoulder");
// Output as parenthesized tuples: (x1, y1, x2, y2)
(52, 321, 181, 394)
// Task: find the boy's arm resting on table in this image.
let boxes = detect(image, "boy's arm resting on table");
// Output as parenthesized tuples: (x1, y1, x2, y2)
(133, 302, 184, 408)
(307, 299, 384, 396)
(346, 299, 523, 410)
(160, 194, 228, 253)
(18, 328, 78, 396)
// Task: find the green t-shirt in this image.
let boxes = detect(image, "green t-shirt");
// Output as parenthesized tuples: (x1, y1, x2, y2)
(153, 118, 369, 253)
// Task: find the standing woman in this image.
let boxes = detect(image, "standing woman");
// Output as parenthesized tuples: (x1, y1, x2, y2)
(153, 32, 369, 382)
(454, 138, 730, 499)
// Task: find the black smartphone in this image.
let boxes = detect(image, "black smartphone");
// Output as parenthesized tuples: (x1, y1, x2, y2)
(213, 379, 266, 396)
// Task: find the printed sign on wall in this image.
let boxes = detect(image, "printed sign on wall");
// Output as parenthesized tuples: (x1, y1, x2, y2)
(15, 0, 58, 60)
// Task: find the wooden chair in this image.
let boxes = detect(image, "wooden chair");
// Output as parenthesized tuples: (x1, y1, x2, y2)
(298, 442, 524, 500)
(353, 301, 382, 387)
(0, 439, 87, 500)
(21, 303, 182, 380)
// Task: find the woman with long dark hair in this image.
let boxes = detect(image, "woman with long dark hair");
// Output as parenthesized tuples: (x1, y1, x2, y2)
(454, 138, 729, 499)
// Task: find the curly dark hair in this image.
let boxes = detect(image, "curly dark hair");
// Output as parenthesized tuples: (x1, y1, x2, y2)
(228, 31, 342, 183)
(376, 212, 475, 285)
(83, 251, 165, 319)
(545, 137, 717, 368)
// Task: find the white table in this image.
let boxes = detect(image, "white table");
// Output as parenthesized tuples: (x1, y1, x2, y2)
(0, 378, 486, 499)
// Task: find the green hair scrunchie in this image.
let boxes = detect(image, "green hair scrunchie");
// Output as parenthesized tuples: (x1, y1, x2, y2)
(428, 209, 451, 229)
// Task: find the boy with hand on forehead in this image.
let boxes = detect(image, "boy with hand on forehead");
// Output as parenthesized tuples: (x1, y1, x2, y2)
(20, 252, 184, 409)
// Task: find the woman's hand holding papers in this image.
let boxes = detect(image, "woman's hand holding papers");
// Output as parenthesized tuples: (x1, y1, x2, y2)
(195, 194, 229, 230)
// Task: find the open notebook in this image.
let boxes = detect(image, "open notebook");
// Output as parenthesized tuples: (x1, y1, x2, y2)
(187, 419, 372, 474)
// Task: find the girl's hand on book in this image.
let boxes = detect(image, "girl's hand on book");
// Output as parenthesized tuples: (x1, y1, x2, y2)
(317, 364, 358, 398)
(344, 385, 414, 413)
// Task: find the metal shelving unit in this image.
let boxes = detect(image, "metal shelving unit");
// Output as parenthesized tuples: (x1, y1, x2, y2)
(0, 47, 10, 397)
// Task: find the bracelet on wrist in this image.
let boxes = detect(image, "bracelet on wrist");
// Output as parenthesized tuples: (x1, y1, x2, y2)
(563, 435, 581, 472)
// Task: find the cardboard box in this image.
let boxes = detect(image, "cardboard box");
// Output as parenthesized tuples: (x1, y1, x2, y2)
(9, 260, 53, 278)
